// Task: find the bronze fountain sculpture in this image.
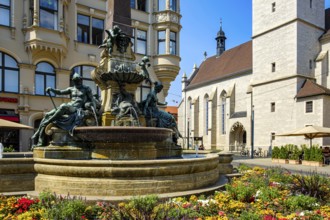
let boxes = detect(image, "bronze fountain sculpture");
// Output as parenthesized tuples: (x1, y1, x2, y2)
(32, 26, 221, 197)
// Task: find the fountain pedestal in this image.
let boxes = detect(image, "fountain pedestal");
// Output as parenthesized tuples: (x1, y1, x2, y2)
(33, 126, 180, 160)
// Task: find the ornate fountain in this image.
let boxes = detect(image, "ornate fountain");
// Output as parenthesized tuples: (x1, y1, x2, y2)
(32, 26, 221, 198)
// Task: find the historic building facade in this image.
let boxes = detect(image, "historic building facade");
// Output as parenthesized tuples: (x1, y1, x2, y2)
(179, 0, 330, 152)
(0, 0, 181, 151)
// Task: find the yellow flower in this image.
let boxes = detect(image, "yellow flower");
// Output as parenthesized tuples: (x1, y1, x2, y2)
(189, 195, 198, 202)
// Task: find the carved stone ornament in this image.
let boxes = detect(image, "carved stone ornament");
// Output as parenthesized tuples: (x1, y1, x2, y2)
(116, 35, 131, 53)
(155, 13, 167, 22)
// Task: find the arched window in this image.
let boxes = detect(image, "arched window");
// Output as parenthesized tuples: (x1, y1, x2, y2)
(71, 65, 99, 96)
(35, 62, 55, 95)
(221, 96, 226, 134)
(204, 95, 209, 135)
(0, 52, 19, 93)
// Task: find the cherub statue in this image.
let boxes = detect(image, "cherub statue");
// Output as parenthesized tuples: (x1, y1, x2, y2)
(138, 56, 151, 82)
(98, 25, 122, 56)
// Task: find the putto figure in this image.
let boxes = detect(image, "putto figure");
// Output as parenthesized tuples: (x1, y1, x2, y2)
(98, 25, 131, 56)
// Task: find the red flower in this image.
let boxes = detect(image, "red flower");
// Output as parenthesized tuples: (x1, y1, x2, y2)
(249, 196, 255, 203)
(14, 197, 38, 214)
(263, 215, 276, 220)
(218, 211, 225, 216)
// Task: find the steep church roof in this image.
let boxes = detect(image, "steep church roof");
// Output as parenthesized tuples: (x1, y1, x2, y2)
(187, 41, 252, 89)
(296, 79, 330, 98)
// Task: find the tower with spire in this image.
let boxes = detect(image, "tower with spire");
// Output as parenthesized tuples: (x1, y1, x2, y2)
(215, 19, 226, 56)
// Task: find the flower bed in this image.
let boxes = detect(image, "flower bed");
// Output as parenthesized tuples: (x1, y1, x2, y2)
(1, 165, 330, 219)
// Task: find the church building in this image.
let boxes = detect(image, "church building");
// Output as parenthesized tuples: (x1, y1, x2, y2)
(179, 0, 330, 152)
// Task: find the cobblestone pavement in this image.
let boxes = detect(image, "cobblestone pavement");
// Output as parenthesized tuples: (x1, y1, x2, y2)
(232, 155, 330, 176)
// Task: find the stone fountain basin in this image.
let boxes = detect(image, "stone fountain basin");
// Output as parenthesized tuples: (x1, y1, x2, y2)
(74, 126, 172, 143)
(34, 154, 220, 197)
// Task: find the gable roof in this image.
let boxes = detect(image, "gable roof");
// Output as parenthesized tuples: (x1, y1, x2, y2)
(187, 41, 252, 89)
(296, 79, 330, 98)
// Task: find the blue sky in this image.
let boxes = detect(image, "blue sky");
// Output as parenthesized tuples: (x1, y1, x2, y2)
(165, 0, 330, 106)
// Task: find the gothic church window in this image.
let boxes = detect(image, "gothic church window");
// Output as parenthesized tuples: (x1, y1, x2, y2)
(204, 96, 209, 135)
(40, 0, 58, 30)
(35, 62, 55, 96)
(0, 0, 10, 26)
(0, 52, 19, 93)
(221, 97, 226, 134)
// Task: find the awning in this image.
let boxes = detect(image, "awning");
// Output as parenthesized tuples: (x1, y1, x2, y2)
(0, 116, 20, 122)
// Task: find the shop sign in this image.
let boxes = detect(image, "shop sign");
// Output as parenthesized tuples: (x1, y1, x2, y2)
(0, 97, 18, 103)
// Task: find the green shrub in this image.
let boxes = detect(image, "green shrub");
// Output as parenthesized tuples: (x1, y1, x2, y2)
(279, 146, 289, 159)
(304, 147, 311, 161)
(225, 181, 256, 203)
(284, 194, 319, 212)
(289, 145, 301, 160)
(257, 186, 281, 203)
(290, 171, 330, 201)
(304, 145, 323, 162)
(265, 167, 292, 184)
(237, 164, 252, 173)
(239, 210, 262, 220)
(125, 194, 159, 218)
(3, 145, 16, 152)
(271, 146, 280, 159)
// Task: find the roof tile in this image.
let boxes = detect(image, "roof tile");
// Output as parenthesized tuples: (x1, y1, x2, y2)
(296, 79, 330, 98)
(188, 41, 252, 88)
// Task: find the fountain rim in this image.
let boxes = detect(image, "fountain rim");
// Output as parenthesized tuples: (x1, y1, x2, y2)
(33, 153, 219, 166)
(74, 126, 173, 132)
